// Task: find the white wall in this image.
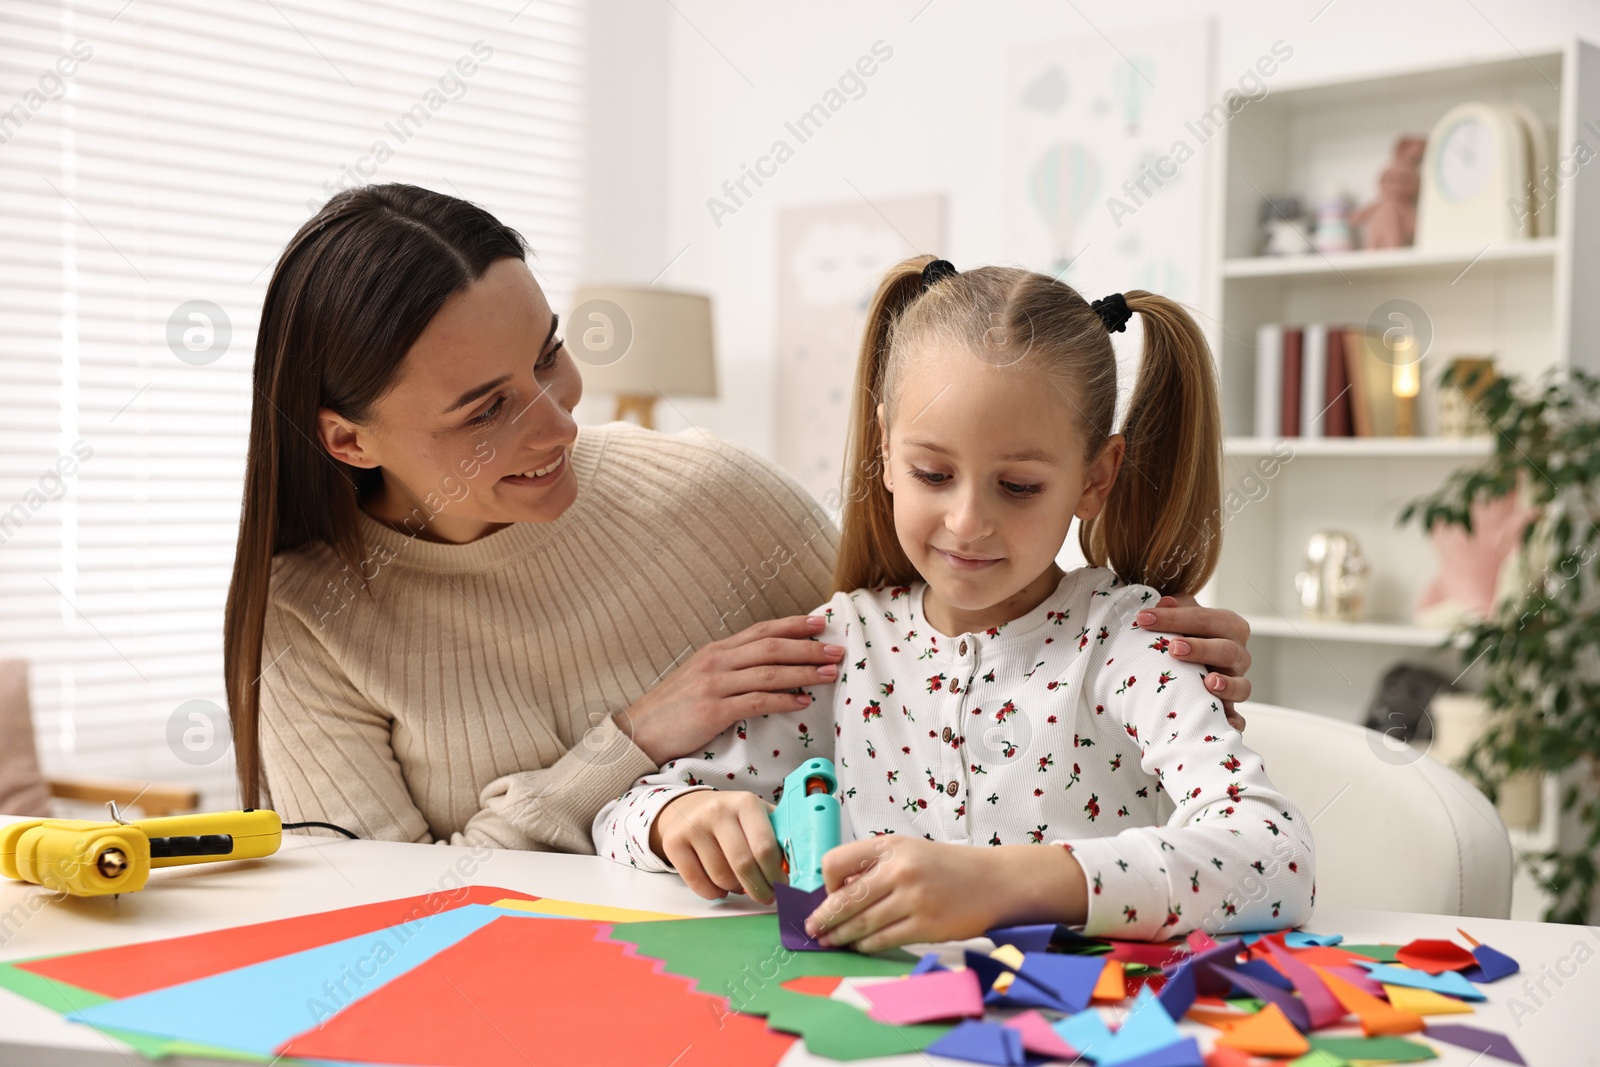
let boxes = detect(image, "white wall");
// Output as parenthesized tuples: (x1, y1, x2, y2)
(582, 0, 1600, 460)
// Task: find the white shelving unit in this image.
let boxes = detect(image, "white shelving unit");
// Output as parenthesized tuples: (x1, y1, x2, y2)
(1202, 40, 1600, 919)
(1203, 38, 1600, 723)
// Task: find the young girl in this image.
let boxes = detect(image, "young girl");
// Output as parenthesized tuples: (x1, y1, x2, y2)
(593, 257, 1314, 949)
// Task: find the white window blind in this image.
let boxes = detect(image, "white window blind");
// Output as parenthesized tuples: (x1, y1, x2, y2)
(0, 0, 585, 810)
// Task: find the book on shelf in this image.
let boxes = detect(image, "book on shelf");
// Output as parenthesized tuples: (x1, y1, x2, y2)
(1252, 321, 1397, 438)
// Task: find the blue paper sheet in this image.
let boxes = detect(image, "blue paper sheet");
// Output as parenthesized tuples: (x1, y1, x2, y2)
(1097, 987, 1183, 1066)
(1358, 962, 1487, 1001)
(68, 903, 517, 1054)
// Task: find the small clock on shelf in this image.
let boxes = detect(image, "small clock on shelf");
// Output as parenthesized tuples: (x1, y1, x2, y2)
(1415, 102, 1536, 250)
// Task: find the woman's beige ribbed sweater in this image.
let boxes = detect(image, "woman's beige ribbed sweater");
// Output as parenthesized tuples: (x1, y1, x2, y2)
(260, 423, 837, 850)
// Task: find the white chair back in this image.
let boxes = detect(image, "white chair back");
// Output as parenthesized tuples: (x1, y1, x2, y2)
(1241, 702, 1512, 918)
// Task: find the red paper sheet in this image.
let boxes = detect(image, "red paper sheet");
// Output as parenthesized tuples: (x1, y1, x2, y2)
(278, 916, 794, 1067)
(20, 885, 536, 998)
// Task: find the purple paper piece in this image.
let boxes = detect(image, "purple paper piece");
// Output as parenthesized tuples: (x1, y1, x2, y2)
(1164, 938, 1244, 997)
(965, 950, 1017, 995)
(1156, 959, 1197, 1020)
(1262, 938, 1345, 1029)
(927, 1020, 1026, 1066)
(1209, 963, 1311, 1032)
(1111, 1037, 1205, 1067)
(1016, 953, 1105, 1014)
(1233, 957, 1295, 990)
(986, 923, 1061, 954)
(1425, 1023, 1527, 1065)
(1324, 964, 1386, 996)
(912, 951, 949, 975)
(1462, 943, 1520, 983)
(773, 882, 829, 951)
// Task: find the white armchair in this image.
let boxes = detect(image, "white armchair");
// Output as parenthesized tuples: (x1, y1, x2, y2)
(1240, 702, 1513, 919)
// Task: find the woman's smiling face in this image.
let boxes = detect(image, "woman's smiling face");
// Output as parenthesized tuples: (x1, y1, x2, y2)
(880, 343, 1122, 636)
(315, 257, 583, 543)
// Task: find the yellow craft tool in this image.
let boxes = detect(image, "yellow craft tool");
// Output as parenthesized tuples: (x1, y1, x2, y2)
(0, 805, 283, 897)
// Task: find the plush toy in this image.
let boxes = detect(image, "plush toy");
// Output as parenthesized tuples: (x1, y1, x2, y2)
(1352, 136, 1426, 249)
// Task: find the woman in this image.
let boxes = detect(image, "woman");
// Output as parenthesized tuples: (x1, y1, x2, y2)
(224, 184, 1254, 852)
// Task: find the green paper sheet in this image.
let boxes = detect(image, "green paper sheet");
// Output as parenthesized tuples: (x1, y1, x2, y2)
(1340, 943, 1403, 962)
(608, 914, 950, 1061)
(1309, 1034, 1438, 1062)
(1224, 996, 1266, 1012)
(1289, 1051, 1349, 1067)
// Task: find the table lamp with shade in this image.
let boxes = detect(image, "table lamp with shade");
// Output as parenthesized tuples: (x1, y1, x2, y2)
(566, 286, 717, 429)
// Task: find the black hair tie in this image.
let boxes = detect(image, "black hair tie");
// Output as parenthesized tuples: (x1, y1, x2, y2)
(1092, 292, 1132, 333)
(920, 258, 957, 292)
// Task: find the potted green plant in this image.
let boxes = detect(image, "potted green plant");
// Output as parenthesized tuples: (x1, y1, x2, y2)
(1401, 365, 1600, 925)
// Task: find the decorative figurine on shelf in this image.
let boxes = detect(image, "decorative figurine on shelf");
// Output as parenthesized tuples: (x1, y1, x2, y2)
(1294, 530, 1369, 622)
(1351, 136, 1426, 250)
(1259, 196, 1313, 256)
(1310, 194, 1356, 253)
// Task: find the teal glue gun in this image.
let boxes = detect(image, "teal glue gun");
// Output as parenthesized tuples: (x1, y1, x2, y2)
(769, 757, 841, 892)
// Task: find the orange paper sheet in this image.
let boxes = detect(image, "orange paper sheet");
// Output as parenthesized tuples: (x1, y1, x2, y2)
(1214, 1003, 1310, 1058)
(1310, 963, 1425, 1036)
(1091, 958, 1126, 1001)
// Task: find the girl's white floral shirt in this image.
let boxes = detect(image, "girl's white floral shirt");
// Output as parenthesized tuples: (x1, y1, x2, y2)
(593, 567, 1315, 940)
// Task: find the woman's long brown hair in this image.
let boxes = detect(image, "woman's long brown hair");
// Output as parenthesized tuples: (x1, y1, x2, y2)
(833, 257, 1222, 598)
(224, 184, 527, 807)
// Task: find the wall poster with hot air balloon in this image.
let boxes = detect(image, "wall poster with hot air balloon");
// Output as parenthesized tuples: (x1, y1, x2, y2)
(1004, 20, 1213, 311)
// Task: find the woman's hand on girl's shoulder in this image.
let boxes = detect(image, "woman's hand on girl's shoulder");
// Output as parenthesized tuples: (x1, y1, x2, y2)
(1133, 594, 1251, 731)
(616, 615, 846, 766)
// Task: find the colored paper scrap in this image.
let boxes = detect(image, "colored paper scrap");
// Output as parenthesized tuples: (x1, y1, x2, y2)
(1233, 957, 1295, 990)
(1384, 984, 1475, 1016)
(860, 968, 983, 1025)
(985, 923, 1059, 953)
(278, 915, 791, 1067)
(1185, 1006, 1250, 1029)
(1262, 939, 1346, 1029)
(1285, 931, 1344, 948)
(1309, 964, 1424, 1037)
(1098, 987, 1184, 1066)
(1108, 940, 1190, 968)
(1114, 1036, 1204, 1067)
(1054, 1008, 1116, 1061)
(965, 950, 1014, 995)
(764, 989, 950, 1062)
(1093, 957, 1127, 1000)
(19, 885, 536, 998)
(1156, 957, 1198, 1020)
(1215, 1003, 1310, 1058)
(1005, 1009, 1078, 1059)
(990, 943, 1026, 970)
(1462, 943, 1520, 983)
(928, 1020, 1026, 1066)
(1323, 964, 1386, 996)
(1010, 951, 1105, 1013)
(1307, 1034, 1437, 1061)
(781, 975, 843, 996)
(1339, 943, 1401, 962)
(70, 904, 515, 1055)
(912, 952, 948, 975)
(1208, 963, 1310, 1032)
(1286, 1051, 1347, 1067)
(608, 914, 943, 1061)
(1395, 938, 1477, 975)
(488, 897, 686, 922)
(1358, 963, 1487, 1001)
(773, 882, 829, 951)
(1424, 1022, 1526, 1064)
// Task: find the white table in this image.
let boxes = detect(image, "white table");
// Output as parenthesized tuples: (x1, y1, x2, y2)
(1, 830, 1595, 1066)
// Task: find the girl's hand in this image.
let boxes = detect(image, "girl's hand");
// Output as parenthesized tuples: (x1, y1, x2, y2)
(805, 838, 1088, 954)
(616, 615, 845, 766)
(650, 789, 786, 903)
(1136, 595, 1252, 730)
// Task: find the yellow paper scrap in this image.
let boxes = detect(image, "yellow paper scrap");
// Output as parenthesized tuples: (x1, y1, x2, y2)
(491, 897, 688, 923)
